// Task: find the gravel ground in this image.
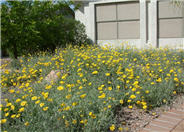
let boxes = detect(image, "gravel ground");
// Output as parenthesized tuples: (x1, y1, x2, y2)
(115, 94, 184, 132)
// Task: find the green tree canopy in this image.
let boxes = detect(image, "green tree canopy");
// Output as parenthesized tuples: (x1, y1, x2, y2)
(1, 0, 87, 59)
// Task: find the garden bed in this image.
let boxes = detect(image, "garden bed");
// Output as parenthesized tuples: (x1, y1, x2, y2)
(1, 45, 184, 131)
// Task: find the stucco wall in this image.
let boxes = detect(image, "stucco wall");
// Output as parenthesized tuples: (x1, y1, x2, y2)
(75, 0, 184, 49)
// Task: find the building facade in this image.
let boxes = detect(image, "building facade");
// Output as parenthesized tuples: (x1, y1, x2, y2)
(75, 0, 184, 48)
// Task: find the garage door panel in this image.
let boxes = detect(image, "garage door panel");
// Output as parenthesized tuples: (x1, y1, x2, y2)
(96, 4, 116, 22)
(159, 19, 184, 38)
(117, 2, 140, 20)
(118, 21, 140, 39)
(97, 22, 117, 40)
(158, 1, 183, 18)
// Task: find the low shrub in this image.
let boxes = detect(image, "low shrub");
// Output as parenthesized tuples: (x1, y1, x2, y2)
(1, 46, 184, 131)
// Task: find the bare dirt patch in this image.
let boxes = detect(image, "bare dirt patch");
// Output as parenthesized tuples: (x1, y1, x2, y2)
(116, 95, 184, 132)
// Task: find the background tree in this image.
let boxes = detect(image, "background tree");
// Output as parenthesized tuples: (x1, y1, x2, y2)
(1, 0, 88, 59)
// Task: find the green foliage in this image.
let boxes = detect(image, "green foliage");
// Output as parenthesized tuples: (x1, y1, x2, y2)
(1, 0, 89, 59)
(1, 46, 184, 131)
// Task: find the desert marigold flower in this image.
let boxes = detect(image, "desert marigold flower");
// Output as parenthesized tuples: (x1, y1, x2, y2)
(35, 100, 40, 104)
(80, 94, 86, 99)
(15, 99, 21, 103)
(16, 114, 20, 118)
(110, 124, 115, 131)
(156, 78, 162, 82)
(174, 78, 179, 82)
(21, 101, 27, 106)
(136, 101, 141, 104)
(145, 90, 149, 94)
(11, 114, 16, 118)
(66, 94, 72, 99)
(31, 96, 38, 101)
(143, 105, 147, 109)
(18, 107, 24, 112)
(128, 105, 133, 109)
(118, 127, 123, 131)
(120, 99, 124, 104)
(6, 103, 12, 107)
(92, 71, 98, 75)
(151, 82, 155, 85)
(173, 91, 176, 94)
(108, 105, 111, 108)
(79, 86, 83, 89)
(1, 119, 7, 124)
(105, 73, 110, 76)
(57, 86, 64, 91)
(132, 88, 136, 92)
(89, 112, 93, 116)
(45, 85, 52, 90)
(72, 120, 77, 124)
(108, 87, 112, 91)
(9, 89, 15, 93)
(5, 112, 9, 117)
(40, 103, 45, 107)
(98, 93, 106, 99)
(24, 121, 29, 126)
(43, 107, 48, 111)
(130, 95, 136, 99)
(47, 98, 53, 102)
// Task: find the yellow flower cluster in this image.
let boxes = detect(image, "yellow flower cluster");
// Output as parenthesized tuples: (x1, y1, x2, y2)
(1, 45, 184, 131)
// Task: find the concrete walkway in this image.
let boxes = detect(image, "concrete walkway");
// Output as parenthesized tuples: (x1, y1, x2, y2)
(140, 104, 184, 132)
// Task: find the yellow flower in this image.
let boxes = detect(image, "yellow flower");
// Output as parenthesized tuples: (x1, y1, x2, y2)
(40, 103, 45, 107)
(60, 81, 65, 84)
(105, 73, 110, 76)
(120, 99, 124, 104)
(31, 96, 38, 101)
(72, 102, 77, 106)
(18, 107, 25, 112)
(57, 86, 64, 91)
(92, 71, 98, 75)
(45, 85, 52, 90)
(145, 90, 149, 94)
(9, 89, 15, 93)
(127, 99, 131, 103)
(108, 87, 112, 91)
(43, 107, 48, 111)
(5, 112, 9, 117)
(98, 93, 106, 99)
(6, 103, 12, 107)
(128, 105, 133, 109)
(143, 105, 147, 109)
(16, 114, 20, 118)
(151, 82, 155, 85)
(72, 120, 77, 124)
(130, 95, 136, 99)
(118, 127, 123, 131)
(24, 121, 29, 126)
(110, 124, 115, 131)
(66, 94, 72, 99)
(11, 114, 16, 118)
(80, 94, 86, 99)
(47, 98, 53, 102)
(21, 101, 27, 106)
(174, 78, 179, 82)
(1, 119, 7, 124)
(108, 105, 111, 108)
(156, 78, 162, 82)
(35, 100, 40, 104)
(173, 91, 176, 94)
(79, 86, 83, 90)
(89, 112, 93, 116)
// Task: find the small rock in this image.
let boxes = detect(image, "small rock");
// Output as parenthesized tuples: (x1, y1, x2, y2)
(45, 70, 64, 82)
